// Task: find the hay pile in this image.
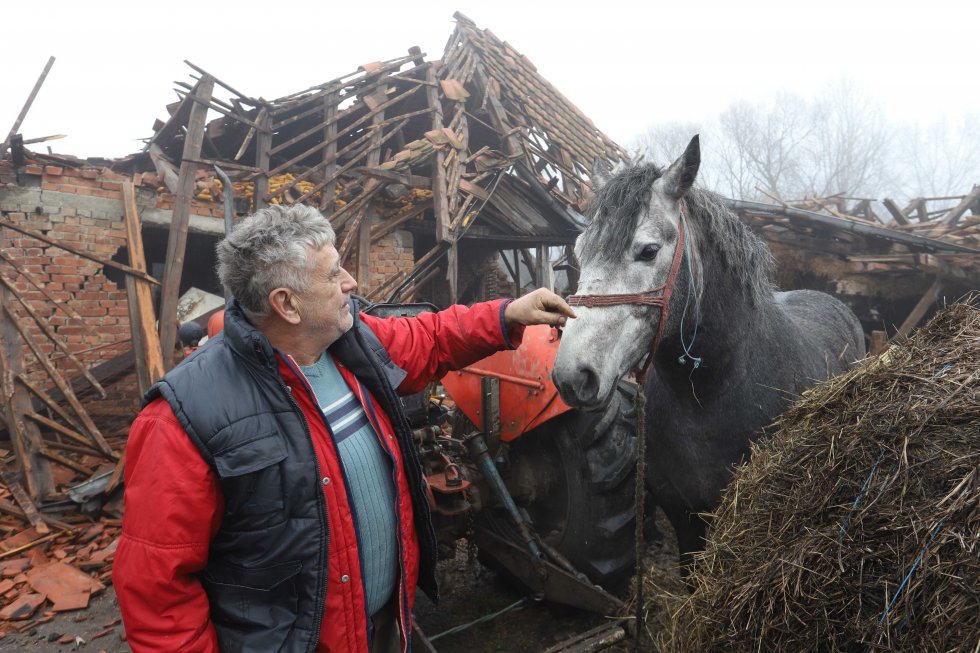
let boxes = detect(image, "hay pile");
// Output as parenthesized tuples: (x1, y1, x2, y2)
(643, 301, 979, 652)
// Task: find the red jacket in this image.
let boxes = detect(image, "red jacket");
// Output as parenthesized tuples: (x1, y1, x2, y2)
(114, 300, 523, 652)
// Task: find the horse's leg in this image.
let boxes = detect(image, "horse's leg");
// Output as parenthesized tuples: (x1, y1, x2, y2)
(676, 514, 707, 575)
(661, 504, 707, 576)
(642, 488, 664, 544)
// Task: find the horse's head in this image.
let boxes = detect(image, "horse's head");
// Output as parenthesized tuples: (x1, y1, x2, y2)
(553, 135, 701, 410)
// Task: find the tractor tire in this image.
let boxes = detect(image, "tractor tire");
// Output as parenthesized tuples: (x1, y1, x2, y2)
(477, 381, 639, 591)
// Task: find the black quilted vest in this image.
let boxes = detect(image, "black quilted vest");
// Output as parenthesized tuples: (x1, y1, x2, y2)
(145, 300, 438, 653)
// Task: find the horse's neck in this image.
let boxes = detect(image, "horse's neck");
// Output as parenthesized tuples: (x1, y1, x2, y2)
(655, 281, 782, 398)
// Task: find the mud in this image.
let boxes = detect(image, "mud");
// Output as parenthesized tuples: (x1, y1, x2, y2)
(0, 513, 679, 653)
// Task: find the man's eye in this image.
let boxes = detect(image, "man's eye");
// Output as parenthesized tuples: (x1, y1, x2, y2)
(637, 244, 660, 261)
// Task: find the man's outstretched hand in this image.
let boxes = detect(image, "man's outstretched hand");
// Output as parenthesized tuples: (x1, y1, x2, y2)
(504, 288, 577, 328)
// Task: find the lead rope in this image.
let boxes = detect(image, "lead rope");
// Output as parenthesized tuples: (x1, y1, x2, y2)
(632, 375, 648, 652)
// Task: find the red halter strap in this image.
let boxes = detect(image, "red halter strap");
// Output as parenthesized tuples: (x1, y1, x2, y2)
(566, 204, 689, 383)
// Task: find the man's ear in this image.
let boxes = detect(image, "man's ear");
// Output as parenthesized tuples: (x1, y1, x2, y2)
(268, 288, 302, 325)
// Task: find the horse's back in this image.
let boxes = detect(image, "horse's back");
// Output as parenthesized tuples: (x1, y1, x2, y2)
(775, 289, 866, 373)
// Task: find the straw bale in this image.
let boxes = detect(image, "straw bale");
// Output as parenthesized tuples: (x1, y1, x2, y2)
(641, 300, 979, 652)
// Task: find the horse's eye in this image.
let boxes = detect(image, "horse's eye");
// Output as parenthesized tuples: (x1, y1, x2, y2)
(637, 244, 660, 261)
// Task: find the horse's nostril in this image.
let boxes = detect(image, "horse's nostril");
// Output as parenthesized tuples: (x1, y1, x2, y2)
(578, 366, 600, 401)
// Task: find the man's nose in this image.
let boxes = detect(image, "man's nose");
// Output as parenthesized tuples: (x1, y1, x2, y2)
(342, 268, 357, 291)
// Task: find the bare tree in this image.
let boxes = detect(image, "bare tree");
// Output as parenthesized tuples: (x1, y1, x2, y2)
(800, 78, 893, 198)
(893, 114, 980, 200)
(628, 77, 975, 205)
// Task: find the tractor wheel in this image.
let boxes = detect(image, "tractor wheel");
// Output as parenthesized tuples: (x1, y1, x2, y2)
(477, 381, 638, 591)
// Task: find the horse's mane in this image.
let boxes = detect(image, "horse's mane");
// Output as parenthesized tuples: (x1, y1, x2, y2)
(581, 163, 774, 303)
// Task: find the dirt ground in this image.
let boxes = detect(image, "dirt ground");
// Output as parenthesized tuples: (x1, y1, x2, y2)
(0, 514, 679, 653)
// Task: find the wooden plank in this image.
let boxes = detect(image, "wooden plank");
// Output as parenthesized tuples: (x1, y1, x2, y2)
(881, 198, 910, 225)
(354, 91, 387, 294)
(355, 167, 432, 189)
(370, 202, 431, 244)
(23, 411, 103, 453)
(0, 220, 159, 286)
(426, 66, 451, 243)
(536, 244, 555, 292)
(1, 56, 55, 158)
(264, 107, 431, 186)
(234, 106, 266, 161)
(289, 119, 411, 206)
(942, 185, 980, 226)
(0, 250, 94, 334)
(183, 60, 256, 105)
(269, 84, 420, 158)
(145, 95, 191, 152)
(337, 181, 382, 262)
(0, 474, 49, 535)
(121, 181, 165, 393)
(147, 143, 180, 194)
(0, 289, 53, 500)
(158, 76, 214, 371)
(0, 274, 106, 398)
(891, 277, 943, 343)
(447, 240, 458, 303)
(38, 447, 93, 477)
(253, 107, 272, 210)
(3, 304, 114, 457)
(17, 375, 84, 435)
(104, 449, 126, 496)
(320, 91, 340, 215)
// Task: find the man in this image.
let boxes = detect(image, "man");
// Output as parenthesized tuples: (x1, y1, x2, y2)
(113, 203, 575, 653)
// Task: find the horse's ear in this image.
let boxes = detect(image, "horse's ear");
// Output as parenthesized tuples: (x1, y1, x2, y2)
(591, 157, 614, 190)
(662, 135, 701, 200)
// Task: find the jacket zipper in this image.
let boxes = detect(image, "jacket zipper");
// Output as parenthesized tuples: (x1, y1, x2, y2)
(277, 354, 330, 653)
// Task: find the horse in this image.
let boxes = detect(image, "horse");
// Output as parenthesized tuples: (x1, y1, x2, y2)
(552, 135, 866, 569)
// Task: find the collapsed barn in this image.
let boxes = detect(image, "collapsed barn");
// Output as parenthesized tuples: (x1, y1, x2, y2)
(0, 11, 978, 637)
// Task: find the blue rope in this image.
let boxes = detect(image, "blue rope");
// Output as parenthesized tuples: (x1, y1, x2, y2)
(677, 212, 702, 369)
(933, 361, 954, 379)
(838, 449, 886, 538)
(878, 519, 946, 626)
(428, 597, 528, 641)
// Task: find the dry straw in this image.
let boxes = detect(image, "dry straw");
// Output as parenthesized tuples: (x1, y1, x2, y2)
(639, 300, 979, 652)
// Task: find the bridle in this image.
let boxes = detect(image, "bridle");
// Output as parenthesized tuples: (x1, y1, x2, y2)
(566, 203, 689, 383)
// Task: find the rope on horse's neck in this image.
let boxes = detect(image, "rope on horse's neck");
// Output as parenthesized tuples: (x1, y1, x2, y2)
(632, 380, 647, 651)
(677, 211, 702, 369)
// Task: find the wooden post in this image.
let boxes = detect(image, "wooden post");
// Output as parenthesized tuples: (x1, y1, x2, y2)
(513, 250, 521, 296)
(122, 181, 165, 394)
(0, 287, 53, 500)
(320, 91, 339, 216)
(159, 75, 214, 370)
(253, 106, 272, 211)
(536, 245, 554, 292)
(891, 277, 943, 344)
(426, 65, 451, 243)
(869, 330, 888, 356)
(447, 239, 459, 303)
(352, 88, 387, 293)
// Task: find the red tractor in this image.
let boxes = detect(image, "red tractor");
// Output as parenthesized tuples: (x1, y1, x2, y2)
(365, 303, 639, 614)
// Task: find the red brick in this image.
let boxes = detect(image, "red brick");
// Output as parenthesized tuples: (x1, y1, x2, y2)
(80, 168, 98, 179)
(24, 164, 43, 175)
(44, 165, 63, 176)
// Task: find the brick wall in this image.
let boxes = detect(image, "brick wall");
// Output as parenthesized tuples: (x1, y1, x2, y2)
(1, 159, 417, 417)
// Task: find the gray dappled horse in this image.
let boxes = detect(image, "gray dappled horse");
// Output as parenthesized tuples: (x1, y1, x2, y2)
(552, 135, 865, 569)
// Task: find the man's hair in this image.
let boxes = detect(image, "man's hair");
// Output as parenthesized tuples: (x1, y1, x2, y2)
(216, 204, 336, 320)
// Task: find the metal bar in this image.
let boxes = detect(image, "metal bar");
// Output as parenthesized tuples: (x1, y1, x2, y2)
(454, 367, 546, 391)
